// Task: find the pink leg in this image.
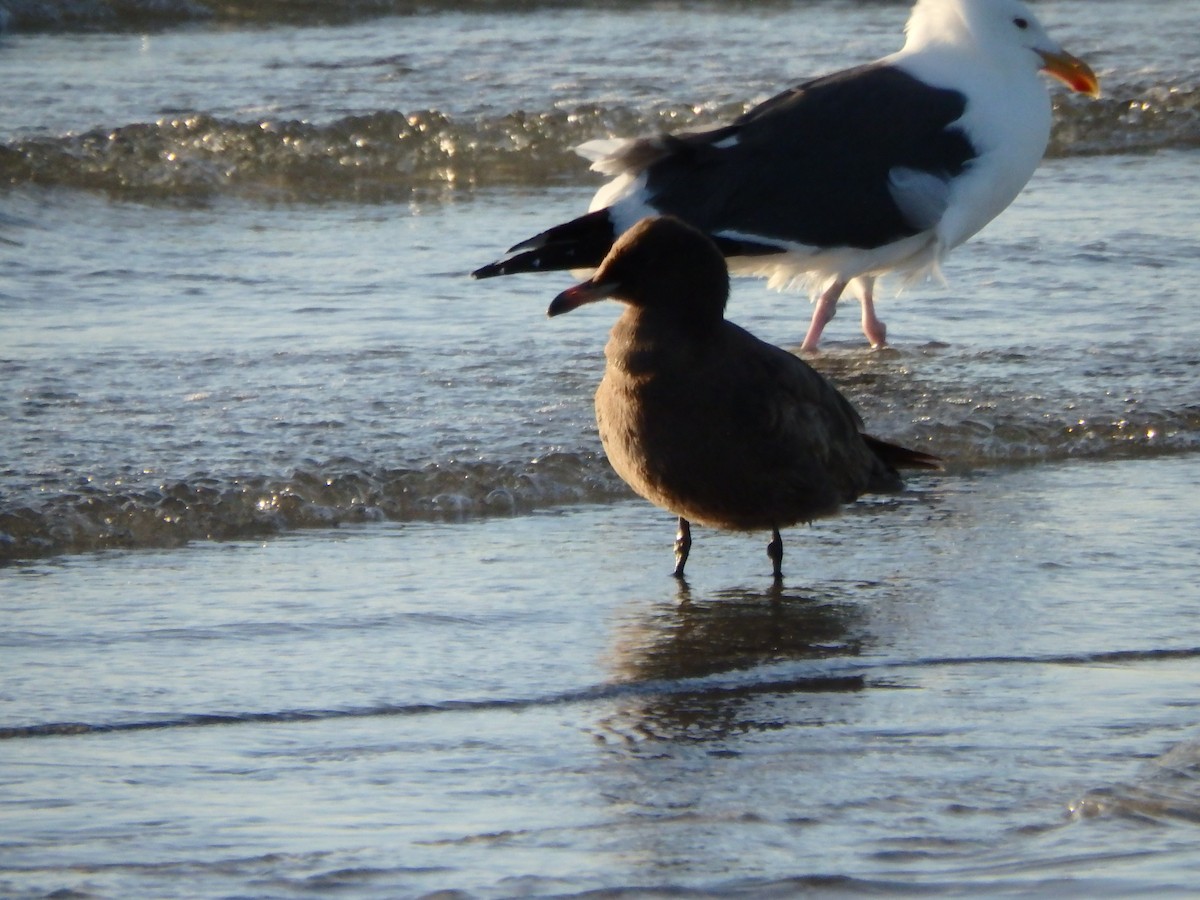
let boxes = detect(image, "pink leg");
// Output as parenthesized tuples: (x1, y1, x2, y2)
(801, 279, 847, 351)
(857, 276, 887, 348)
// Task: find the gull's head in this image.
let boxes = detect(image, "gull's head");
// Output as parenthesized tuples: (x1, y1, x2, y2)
(905, 0, 1100, 97)
(548, 217, 730, 321)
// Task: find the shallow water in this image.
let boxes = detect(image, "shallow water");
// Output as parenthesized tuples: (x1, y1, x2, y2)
(5, 457, 1200, 897)
(3, 152, 1198, 559)
(2, 0, 1200, 895)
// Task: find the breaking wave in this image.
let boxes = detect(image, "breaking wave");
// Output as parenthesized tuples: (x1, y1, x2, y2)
(1, 85, 1196, 204)
(4, 344, 1199, 563)
(0, 452, 630, 562)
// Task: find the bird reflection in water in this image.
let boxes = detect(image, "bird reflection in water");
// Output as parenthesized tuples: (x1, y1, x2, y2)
(597, 582, 875, 747)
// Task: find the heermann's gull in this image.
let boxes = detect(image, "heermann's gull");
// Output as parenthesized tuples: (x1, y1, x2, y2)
(477, 0, 1099, 350)
(548, 216, 939, 579)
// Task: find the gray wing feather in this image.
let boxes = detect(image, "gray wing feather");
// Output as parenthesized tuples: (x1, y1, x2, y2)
(887, 166, 952, 232)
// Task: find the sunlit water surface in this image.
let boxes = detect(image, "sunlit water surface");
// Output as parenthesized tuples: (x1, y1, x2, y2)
(2, 0, 1199, 896)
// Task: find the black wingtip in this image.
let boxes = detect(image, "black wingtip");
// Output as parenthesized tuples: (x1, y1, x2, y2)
(864, 435, 943, 471)
(471, 262, 504, 279)
(470, 209, 617, 281)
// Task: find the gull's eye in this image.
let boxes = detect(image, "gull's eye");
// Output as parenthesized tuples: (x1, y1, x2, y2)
(1013, 16, 1030, 29)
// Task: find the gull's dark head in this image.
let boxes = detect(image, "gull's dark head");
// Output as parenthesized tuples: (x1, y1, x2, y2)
(547, 216, 730, 323)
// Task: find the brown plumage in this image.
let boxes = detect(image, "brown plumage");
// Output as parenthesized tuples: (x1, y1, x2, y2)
(548, 216, 939, 579)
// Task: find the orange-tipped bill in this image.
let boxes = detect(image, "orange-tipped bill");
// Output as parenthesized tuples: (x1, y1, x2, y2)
(1038, 48, 1101, 98)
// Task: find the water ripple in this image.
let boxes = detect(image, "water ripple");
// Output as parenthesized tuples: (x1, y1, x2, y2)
(6, 646, 1197, 742)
